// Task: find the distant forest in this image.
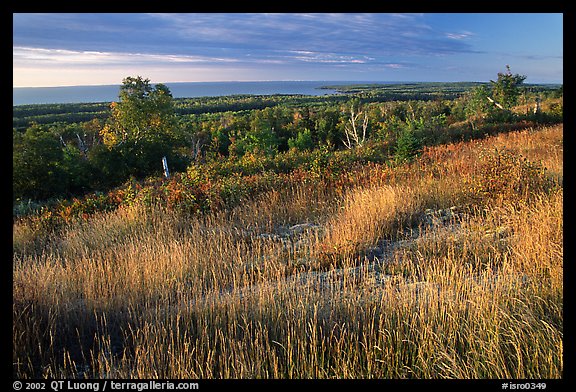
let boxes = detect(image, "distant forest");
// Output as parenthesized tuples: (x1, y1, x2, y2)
(13, 77, 563, 207)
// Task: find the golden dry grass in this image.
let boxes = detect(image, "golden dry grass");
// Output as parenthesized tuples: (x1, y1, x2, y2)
(13, 124, 563, 379)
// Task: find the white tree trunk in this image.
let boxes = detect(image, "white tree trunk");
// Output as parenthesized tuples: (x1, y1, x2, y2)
(343, 106, 368, 149)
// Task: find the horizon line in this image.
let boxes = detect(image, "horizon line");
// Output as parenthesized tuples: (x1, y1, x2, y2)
(13, 79, 564, 89)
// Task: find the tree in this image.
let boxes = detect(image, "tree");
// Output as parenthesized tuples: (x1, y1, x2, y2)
(100, 76, 178, 176)
(465, 85, 492, 130)
(13, 125, 67, 200)
(101, 76, 176, 146)
(393, 126, 420, 164)
(241, 126, 279, 157)
(464, 66, 527, 128)
(342, 98, 368, 149)
(288, 128, 314, 151)
(490, 65, 527, 110)
(315, 107, 340, 148)
(61, 144, 92, 194)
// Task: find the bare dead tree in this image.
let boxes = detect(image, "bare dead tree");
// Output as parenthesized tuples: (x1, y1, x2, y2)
(191, 137, 204, 162)
(76, 133, 88, 155)
(534, 96, 541, 114)
(343, 105, 368, 149)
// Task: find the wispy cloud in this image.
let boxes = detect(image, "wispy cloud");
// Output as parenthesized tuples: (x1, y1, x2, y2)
(13, 13, 563, 86)
(13, 46, 241, 67)
(286, 50, 374, 64)
(445, 31, 474, 40)
(14, 13, 480, 58)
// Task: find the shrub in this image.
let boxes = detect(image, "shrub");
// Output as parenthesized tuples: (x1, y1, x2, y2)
(471, 147, 554, 205)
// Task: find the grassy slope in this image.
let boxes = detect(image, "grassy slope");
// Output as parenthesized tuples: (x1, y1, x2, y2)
(13, 124, 563, 379)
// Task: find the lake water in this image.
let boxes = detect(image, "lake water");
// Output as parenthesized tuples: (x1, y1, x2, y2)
(12, 80, 363, 106)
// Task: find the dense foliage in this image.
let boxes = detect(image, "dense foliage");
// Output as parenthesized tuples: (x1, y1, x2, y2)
(13, 72, 562, 221)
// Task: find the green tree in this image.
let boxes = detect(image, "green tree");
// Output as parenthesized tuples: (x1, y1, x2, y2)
(465, 85, 493, 129)
(87, 144, 129, 189)
(241, 126, 279, 157)
(315, 107, 340, 148)
(61, 144, 92, 195)
(393, 127, 420, 164)
(101, 77, 170, 146)
(288, 128, 314, 151)
(100, 76, 178, 176)
(490, 65, 527, 110)
(13, 125, 67, 200)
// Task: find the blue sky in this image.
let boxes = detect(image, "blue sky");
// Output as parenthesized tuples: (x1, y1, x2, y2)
(13, 13, 563, 87)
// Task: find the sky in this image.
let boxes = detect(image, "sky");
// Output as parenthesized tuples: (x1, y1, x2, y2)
(13, 13, 563, 87)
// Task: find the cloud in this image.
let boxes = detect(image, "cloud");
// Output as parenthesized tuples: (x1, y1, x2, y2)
(382, 63, 406, 69)
(14, 13, 561, 86)
(102, 13, 480, 58)
(445, 31, 474, 40)
(14, 13, 484, 73)
(286, 50, 374, 64)
(13, 46, 241, 67)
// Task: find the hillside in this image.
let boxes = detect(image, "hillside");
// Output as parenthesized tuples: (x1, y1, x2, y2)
(13, 122, 563, 378)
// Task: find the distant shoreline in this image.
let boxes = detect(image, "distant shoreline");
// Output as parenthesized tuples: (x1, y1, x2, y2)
(13, 80, 562, 106)
(13, 80, 355, 106)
